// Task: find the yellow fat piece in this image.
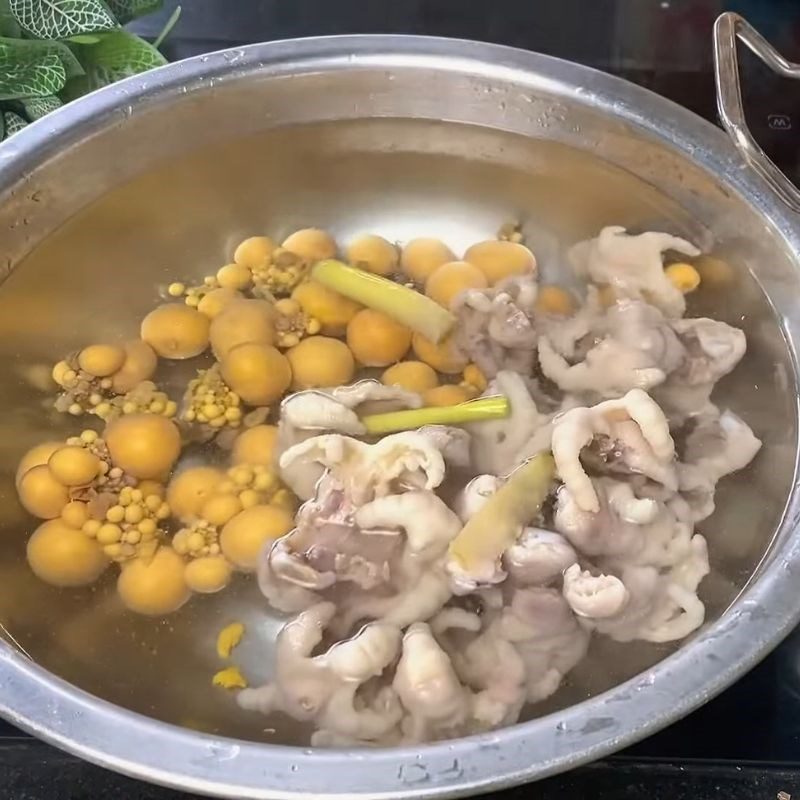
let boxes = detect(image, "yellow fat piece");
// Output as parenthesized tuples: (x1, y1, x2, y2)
(212, 666, 248, 690)
(216, 622, 245, 659)
(665, 262, 701, 294)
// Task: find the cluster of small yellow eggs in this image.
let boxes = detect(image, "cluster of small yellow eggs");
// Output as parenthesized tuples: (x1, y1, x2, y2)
(17, 413, 293, 616)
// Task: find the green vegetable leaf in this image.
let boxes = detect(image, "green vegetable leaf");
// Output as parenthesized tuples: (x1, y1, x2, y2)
(58, 72, 89, 100)
(0, 15, 19, 36)
(21, 93, 60, 118)
(3, 109, 28, 135)
(59, 48, 84, 80)
(106, 0, 160, 24)
(0, 41, 66, 99)
(10, 0, 117, 40)
(0, 0, 21, 36)
(49, 40, 84, 77)
(0, 37, 83, 101)
(68, 33, 100, 43)
(81, 29, 164, 89)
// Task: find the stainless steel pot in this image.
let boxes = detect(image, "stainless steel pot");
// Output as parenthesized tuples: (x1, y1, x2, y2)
(1, 15, 800, 799)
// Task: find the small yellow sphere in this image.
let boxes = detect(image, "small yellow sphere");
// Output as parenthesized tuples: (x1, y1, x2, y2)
(141, 303, 210, 360)
(282, 228, 337, 262)
(534, 285, 577, 316)
(97, 522, 122, 545)
(253, 470, 276, 492)
(47, 446, 100, 487)
(51, 360, 71, 386)
(464, 240, 537, 285)
(411, 332, 468, 375)
(230, 465, 254, 487)
(217, 262, 252, 290)
(105, 505, 125, 523)
(346, 309, 412, 367)
(665, 262, 701, 294)
(167, 466, 225, 521)
(425, 261, 488, 308)
(18, 465, 70, 519)
(381, 361, 439, 394)
(77, 344, 126, 377)
(291, 280, 361, 336)
(185, 556, 232, 594)
(209, 299, 275, 360)
(238, 488, 260, 509)
(274, 298, 301, 317)
(400, 238, 455, 283)
(124, 504, 144, 524)
(16, 440, 63, 488)
(346, 234, 399, 277)
(221, 505, 294, 571)
(198, 287, 243, 319)
(200, 492, 243, 526)
(286, 336, 355, 390)
(27, 519, 108, 587)
(233, 236, 276, 268)
(231, 424, 279, 467)
(105, 414, 181, 479)
(117, 547, 190, 616)
(221, 343, 292, 406)
(110, 340, 159, 394)
(423, 384, 472, 407)
(187, 531, 206, 552)
(61, 500, 90, 529)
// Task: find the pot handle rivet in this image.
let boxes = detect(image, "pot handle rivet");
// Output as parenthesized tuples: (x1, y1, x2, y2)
(713, 12, 800, 213)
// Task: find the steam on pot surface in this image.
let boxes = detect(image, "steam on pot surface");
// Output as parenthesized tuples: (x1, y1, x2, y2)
(0, 119, 789, 750)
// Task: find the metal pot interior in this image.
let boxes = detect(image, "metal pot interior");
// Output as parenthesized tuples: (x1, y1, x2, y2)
(0, 45, 797, 752)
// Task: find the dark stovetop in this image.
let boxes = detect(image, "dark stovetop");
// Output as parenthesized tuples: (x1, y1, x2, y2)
(3, 1, 800, 798)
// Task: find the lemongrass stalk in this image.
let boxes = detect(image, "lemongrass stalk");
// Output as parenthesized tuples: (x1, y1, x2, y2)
(312, 259, 456, 343)
(362, 395, 509, 435)
(448, 453, 555, 577)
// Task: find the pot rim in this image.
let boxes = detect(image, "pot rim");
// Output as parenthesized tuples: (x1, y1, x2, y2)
(2, 34, 800, 800)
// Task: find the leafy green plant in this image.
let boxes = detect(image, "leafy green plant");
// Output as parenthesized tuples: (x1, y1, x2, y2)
(0, 0, 179, 140)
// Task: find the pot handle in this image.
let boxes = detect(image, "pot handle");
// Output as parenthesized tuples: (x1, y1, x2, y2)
(713, 12, 800, 213)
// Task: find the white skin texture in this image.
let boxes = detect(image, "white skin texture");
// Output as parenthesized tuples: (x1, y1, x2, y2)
(453, 275, 539, 379)
(539, 299, 685, 399)
(569, 225, 700, 317)
(277, 381, 422, 498)
(551, 388, 675, 513)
